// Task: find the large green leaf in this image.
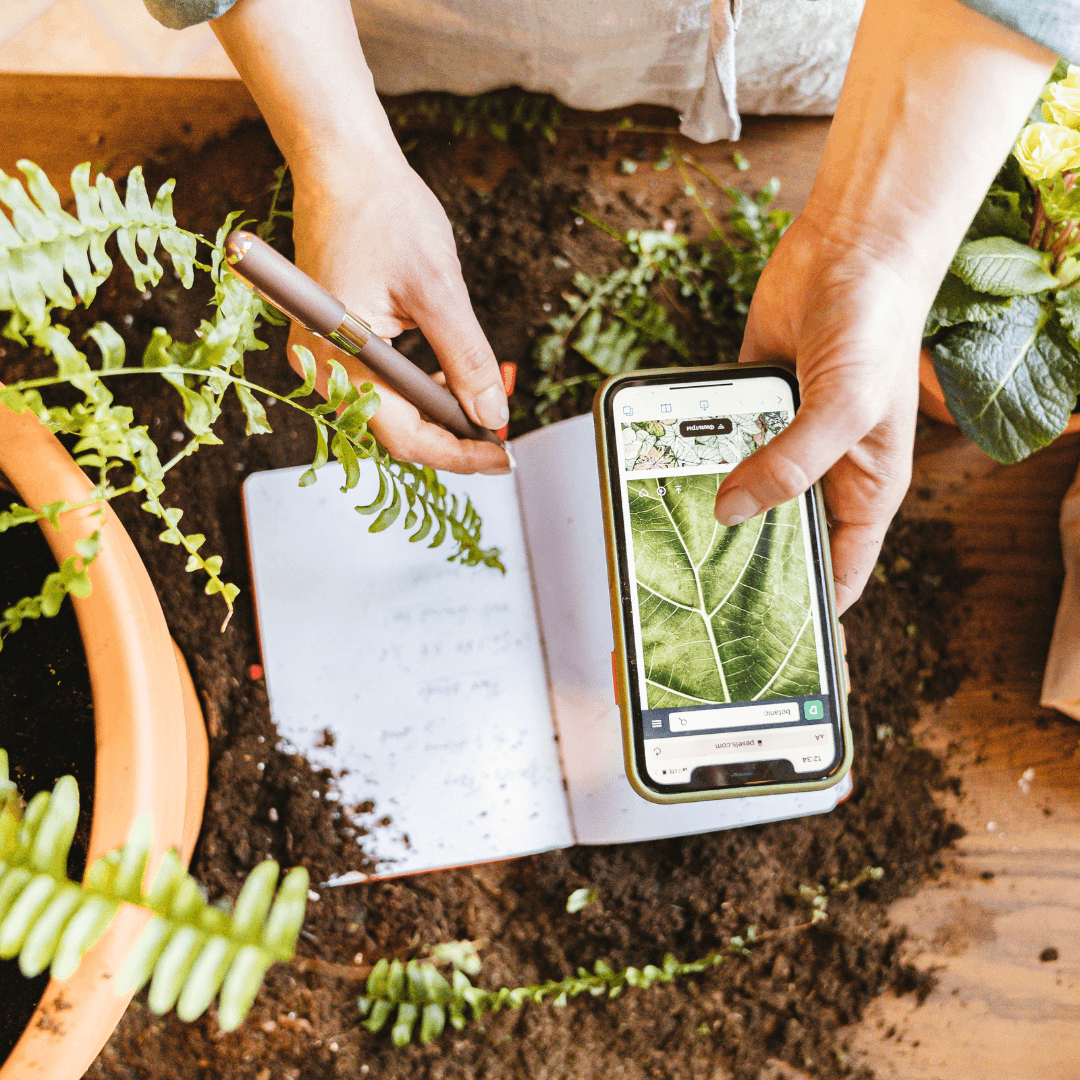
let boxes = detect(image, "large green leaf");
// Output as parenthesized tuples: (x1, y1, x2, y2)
(968, 183, 1030, 244)
(628, 474, 820, 707)
(932, 296, 1080, 464)
(951, 236, 1058, 297)
(924, 272, 1012, 337)
(1057, 288, 1080, 352)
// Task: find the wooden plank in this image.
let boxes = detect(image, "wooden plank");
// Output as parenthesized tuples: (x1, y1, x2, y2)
(0, 74, 259, 189)
(848, 425, 1080, 1080)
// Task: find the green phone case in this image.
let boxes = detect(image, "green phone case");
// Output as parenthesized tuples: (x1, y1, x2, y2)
(592, 366, 853, 804)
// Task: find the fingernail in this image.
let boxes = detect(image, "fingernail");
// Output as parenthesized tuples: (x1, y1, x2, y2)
(715, 488, 761, 526)
(480, 464, 511, 476)
(473, 385, 510, 429)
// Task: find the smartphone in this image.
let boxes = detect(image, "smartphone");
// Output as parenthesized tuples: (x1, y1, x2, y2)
(594, 365, 852, 803)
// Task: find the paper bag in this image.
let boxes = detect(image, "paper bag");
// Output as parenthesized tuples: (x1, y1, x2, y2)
(1041, 459, 1080, 719)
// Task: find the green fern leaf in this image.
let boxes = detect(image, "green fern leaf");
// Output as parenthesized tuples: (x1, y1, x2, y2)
(0, 163, 191, 335)
(0, 753, 308, 1031)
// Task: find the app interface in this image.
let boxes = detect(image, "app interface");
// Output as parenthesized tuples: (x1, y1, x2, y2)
(611, 377, 840, 788)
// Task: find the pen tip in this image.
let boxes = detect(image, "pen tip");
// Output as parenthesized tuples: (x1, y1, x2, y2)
(224, 230, 253, 266)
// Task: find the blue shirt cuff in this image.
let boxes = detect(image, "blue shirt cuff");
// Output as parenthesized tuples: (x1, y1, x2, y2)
(143, 0, 241, 30)
(958, 0, 1080, 64)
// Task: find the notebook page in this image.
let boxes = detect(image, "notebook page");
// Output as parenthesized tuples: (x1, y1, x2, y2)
(243, 463, 572, 879)
(513, 414, 850, 846)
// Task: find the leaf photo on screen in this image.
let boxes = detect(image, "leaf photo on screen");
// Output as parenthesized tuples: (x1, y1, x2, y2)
(628, 474, 820, 708)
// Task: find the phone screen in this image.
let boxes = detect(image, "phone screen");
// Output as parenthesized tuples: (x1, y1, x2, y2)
(605, 369, 846, 795)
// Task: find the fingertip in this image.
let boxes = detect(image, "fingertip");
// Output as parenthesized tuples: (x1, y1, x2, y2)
(714, 486, 763, 527)
(473, 383, 510, 430)
(832, 577, 861, 617)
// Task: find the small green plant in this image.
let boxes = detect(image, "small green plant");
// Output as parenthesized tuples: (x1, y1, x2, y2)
(0, 160, 502, 646)
(532, 153, 790, 421)
(925, 61, 1080, 462)
(383, 88, 563, 144)
(565, 886, 598, 913)
(358, 868, 883, 1046)
(0, 749, 306, 1031)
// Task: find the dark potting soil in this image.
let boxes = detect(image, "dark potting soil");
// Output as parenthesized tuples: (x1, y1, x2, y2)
(1, 118, 967, 1080)
(0, 521, 96, 1060)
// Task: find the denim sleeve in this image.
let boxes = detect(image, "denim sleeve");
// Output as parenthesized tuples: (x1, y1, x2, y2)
(958, 0, 1080, 63)
(142, 0, 240, 30)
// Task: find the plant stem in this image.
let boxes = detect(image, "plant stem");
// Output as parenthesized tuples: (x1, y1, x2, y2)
(1030, 188, 1047, 249)
(674, 154, 723, 237)
(1050, 221, 1079, 266)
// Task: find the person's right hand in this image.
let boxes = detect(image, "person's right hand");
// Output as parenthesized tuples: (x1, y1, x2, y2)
(707, 0, 1057, 616)
(714, 215, 924, 614)
(286, 145, 511, 475)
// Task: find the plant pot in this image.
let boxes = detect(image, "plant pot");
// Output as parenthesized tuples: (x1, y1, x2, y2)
(0, 399, 208, 1080)
(919, 346, 1080, 435)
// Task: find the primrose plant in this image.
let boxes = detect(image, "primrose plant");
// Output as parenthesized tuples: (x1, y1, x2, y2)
(925, 62, 1080, 462)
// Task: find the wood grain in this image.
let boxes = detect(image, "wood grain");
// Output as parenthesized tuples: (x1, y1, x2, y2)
(0, 74, 259, 192)
(848, 426, 1080, 1080)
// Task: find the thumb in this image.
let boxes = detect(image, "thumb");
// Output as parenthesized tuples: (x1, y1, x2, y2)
(410, 276, 508, 432)
(713, 382, 877, 525)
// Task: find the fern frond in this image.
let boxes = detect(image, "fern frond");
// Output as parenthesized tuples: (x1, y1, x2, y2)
(0, 752, 307, 1031)
(0, 161, 503, 641)
(530, 170, 792, 421)
(384, 89, 562, 144)
(0, 527, 101, 648)
(287, 346, 504, 570)
(356, 952, 722, 1046)
(359, 867, 886, 1048)
(0, 162, 195, 338)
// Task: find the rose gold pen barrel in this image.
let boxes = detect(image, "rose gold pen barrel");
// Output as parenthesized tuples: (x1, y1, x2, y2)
(223, 230, 502, 447)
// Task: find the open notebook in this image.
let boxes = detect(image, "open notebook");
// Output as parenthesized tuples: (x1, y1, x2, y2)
(243, 414, 851, 881)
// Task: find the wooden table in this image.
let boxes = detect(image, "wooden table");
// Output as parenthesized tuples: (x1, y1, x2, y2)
(2, 76, 1077, 1078)
(846, 427, 1080, 1080)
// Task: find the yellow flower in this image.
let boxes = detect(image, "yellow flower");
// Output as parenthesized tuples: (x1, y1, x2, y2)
(1013, 122, 1080, 181)
(1042, 67, 1080, 127)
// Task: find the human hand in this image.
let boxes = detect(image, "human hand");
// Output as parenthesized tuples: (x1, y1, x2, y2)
(715, 217, 923, 613)
(287, 147, 510, 474)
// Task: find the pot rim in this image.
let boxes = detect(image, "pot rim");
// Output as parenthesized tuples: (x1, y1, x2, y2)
(0, 399, 207, 1079)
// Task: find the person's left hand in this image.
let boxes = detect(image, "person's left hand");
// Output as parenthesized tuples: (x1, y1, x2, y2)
(287, 143, 511, 475)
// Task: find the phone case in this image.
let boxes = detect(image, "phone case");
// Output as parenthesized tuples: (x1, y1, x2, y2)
(593, 366, 853, 804)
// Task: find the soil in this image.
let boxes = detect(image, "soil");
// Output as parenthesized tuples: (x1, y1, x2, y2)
(1, 118, 968, 1080)
(0, 521, 96, 1059)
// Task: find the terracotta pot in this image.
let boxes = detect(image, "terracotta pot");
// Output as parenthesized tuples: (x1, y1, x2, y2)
(0, 398, 208, 1080)
(919, 345, 1080, 435)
